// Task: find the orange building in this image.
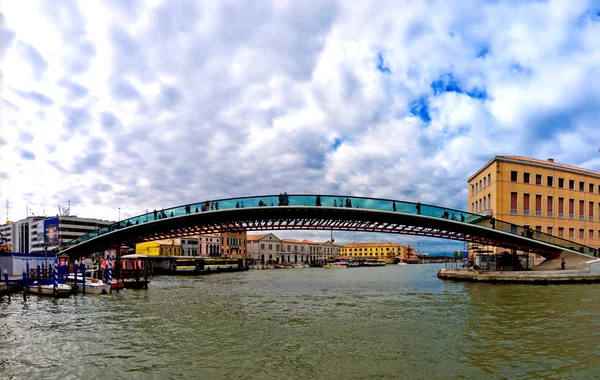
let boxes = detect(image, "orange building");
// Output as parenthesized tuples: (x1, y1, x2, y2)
(468, 156, 600, 254)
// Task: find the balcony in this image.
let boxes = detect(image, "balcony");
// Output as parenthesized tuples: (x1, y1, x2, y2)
(523, 210, 530, 216)
(536, 211, 542, 217)
(547, 212, 554, 218)
(589, 216, 595, 221)
(478, 209, 494, 217)
(558, 213, 564, 218)
(569, 214, 575, 220)
(510, 209, 518, 215)
(579, 215, 585, 220)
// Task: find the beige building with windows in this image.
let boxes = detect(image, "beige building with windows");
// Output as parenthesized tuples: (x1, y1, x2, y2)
(468, 156, 600, 252)
(339, 242, 412, 263)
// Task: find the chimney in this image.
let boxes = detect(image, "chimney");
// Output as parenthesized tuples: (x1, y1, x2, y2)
(548, 158, 554, 163)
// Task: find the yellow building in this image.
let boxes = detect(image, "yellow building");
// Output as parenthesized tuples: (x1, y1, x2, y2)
(136, 239, 182, 256)
(339, 242, 411, 263)
(468, 156, 600, 253)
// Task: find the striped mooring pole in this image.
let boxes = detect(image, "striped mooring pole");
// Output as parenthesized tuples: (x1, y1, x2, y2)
(53, 260, 58, 297)
(108, 256, 113, 294)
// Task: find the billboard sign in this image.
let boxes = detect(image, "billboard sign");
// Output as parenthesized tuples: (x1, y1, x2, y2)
(44, 217, 60, 244)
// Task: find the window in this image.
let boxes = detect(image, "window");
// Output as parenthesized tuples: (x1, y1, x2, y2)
(558, 227, 564, 237)
(475, 183, 478, 193)
(535, 195, 542, 217)
(547, 226, 553, 235)
(471, 203, 474, 213)
(535, 226, 542, 232)
(471, 185, 474, 195)
(579, 200, 585, 220)
(523, 194, 530, 216)
(487, 173, 491, 186)
(535, 174, 542, 185)
(510, 192, 518, 215)
(590, 183, 595, 193)
(547, 196, 554, 217)
(589, 230, 594, 240)
(547, 176, 553, 187)
(569, 180, 575, 190)
(261, 244, 265, 249)
(511, 171, 518, 182)
(268, 244, 272, 250)
(523, 173, 530, 184)
(569, 228, 575, 238)
(558, 178, 564, 188)
(558, 197, 564, 218)
(590, 201, 595, 221)
(579, 181, 585, 191)
(483, 177, 487, 187)
(579, 229, 584, 239)
(569, 199, 575, 219)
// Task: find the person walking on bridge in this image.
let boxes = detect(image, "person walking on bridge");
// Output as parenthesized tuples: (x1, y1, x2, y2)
(561, 257, 566, 270)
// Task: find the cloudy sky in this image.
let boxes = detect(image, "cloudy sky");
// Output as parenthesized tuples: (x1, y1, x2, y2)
(2, 0, 600, 251)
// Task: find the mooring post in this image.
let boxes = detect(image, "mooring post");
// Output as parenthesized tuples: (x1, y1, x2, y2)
(22, 269, 27, 301)
(81, 261, 86, 295)
(36, 264, 41, 293)
(74, 260, 79, 294)
(53, 260, 58, 298)
(4, 269, 10, 301)
(108, 256, 113, 294)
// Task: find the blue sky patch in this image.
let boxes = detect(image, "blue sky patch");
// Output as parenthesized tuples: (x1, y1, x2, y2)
(410, 96, 431, 123)
(332, 137, 345, 150)
(377, 52, 391, 74)
(431, 73, 463, 95)
(477, 46, 489, 58)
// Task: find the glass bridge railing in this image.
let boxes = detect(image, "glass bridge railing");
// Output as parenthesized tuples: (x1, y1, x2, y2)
(61, 194, 597, 256)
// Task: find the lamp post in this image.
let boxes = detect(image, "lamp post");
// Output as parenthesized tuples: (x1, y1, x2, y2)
(118, 207, 121, 222)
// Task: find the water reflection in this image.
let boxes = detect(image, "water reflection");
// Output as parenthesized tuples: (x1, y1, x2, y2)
(1, 266, 599, 379)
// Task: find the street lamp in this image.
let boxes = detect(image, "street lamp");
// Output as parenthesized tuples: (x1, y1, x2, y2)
(118, 208, 121, 221)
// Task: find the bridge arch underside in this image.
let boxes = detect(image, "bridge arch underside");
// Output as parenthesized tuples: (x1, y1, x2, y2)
(63, 207, 565, 258)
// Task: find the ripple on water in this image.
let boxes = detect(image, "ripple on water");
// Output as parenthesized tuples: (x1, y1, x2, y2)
(1, 265, 600, 379)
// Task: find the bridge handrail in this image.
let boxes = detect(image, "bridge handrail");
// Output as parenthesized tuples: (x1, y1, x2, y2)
(60, 194, 596, 256)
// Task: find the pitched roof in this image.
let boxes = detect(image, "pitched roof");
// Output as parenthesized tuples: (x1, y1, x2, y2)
(247, 234, 269, 241)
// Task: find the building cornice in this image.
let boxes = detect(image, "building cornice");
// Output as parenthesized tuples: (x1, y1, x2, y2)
(468, 156, 600, 182)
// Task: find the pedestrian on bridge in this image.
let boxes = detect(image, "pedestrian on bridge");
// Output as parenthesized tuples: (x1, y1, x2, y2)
(561, 258, 566, 270)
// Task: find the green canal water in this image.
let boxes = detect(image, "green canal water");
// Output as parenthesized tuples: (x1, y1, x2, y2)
(1, 264, 600, 379)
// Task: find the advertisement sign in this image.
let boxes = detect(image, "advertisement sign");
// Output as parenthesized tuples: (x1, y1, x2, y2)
(44, 217, 60, 244)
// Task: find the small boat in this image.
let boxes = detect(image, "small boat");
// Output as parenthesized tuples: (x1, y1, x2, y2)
(66, 274, 111, 294)
(347, 262, 360, 268)
(397, 260, 408, 266)
(28, 279, 72, 297)
(324, 262, 347, 269)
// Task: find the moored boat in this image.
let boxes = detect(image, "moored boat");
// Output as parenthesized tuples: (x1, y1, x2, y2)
(66, 273, 111, 294)
(28, 279, 72, 297)
(324, 262, 348, 269)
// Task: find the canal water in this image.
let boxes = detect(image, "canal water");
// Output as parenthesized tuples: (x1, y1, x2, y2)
(1, 264, 599, 379)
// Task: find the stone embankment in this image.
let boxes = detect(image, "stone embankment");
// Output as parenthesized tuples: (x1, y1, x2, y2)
(437, 267, 600, 283)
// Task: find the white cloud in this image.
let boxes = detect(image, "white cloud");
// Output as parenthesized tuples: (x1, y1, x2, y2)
(2, 0, 600, 252)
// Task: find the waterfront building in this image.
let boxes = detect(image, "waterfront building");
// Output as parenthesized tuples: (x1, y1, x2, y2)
(318, 240, 339, 261)
(247, 233, 283, 263)
(220, 230, 247, 258)
(170, 237, 199, 256)
(339, 242, 410, 263)
(136, 239, 182, 256)
(468, 156, 600, 255)
(198, 233, 222, 257)
(0, 221, 16, 251)
(281, 239, 319, 263)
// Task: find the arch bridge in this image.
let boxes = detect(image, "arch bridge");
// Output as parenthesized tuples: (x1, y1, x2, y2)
(60, 194, 597, 262)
